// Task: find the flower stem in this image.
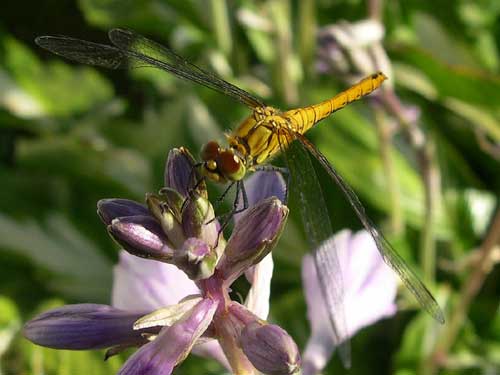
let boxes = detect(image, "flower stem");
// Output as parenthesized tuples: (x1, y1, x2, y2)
(269, 0, 298, 105)
(211, 0, 232, 56)
(298, 0, 316, 72)
(426, 208, 500, 374)
(373, 103, 403, 234)
(419, 139, 439, 283)
(214, 311, 257, 375)
(382, 89, 440, 283)
(368, 0, 384, 21)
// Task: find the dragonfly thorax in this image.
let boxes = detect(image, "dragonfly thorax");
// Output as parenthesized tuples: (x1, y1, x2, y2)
(199, 140, 247, 183)
(227, 106, 294, 167)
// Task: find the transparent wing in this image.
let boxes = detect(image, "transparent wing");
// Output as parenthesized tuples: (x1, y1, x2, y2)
(279, 129, 351, 368)
(294, 131, 445, 324)
(35, 35, 129, 69)
(35, 29, 264, 108)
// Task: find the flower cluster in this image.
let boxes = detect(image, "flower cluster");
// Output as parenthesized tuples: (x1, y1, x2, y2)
(24, 147, 399, 375)
(24, 148, 299, 375)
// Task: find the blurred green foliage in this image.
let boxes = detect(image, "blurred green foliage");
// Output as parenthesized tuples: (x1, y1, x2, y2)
(0, 0, 498, 374)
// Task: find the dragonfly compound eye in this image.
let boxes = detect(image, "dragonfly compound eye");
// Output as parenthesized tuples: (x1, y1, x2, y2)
(201, 141, 220, 161)
(218, 150, 246, 181)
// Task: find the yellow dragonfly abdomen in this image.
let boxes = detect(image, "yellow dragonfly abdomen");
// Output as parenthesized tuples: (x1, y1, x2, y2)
(283, 72, 387, 134)
(228, 72, 387, 169)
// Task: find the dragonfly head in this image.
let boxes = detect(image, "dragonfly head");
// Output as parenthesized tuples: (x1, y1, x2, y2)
(200, 141, 246, 183)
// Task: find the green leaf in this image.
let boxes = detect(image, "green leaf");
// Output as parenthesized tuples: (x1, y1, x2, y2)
(0, 296, 21, 361)
(395, 313, 438, 372)
(78, 0, 208, 33)
(412, 12, 483, 69)
(2, 36, 113, 117)
(0, 214, 112, 302)
(17, 135, 151, 197)
(394, 46, 500, 111)
(443, 97, 500, 142)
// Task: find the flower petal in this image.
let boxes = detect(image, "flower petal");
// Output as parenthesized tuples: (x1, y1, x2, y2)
(118, 298, 217, 375)
(112, 251, 200, 312)
(23, 304, 147, 350)
(164, 148, 206, 198)
(339, 230, 381, 292)
(109, 215, 173, 261)
(240, 321, 301, 375)
(213, 302, 258, 374)
(301, 230, 398, 375)
(301, 254, 335, 375)
(218, 197, 288, 284)
(97, 199, 150, 225)
(244, 253, 274, 319)
(174, 237, 218, 280)
(133, 296, 203, 330)
(235, 171, 287, 223)
(343, 231, 397, 334)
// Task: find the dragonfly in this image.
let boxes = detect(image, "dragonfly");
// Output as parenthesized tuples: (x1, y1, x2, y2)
(36, 28, 444, 365)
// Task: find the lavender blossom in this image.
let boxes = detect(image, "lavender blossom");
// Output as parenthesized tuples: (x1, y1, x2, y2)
(317, 19, 393, 87)
(24, 148, 298, 375)
(240, 321, 301, 375)
(24, 304, 150, 350)
(301, 229, 398, 375)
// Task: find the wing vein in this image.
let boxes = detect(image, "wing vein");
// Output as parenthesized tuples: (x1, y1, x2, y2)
(294, 132, 445, 324)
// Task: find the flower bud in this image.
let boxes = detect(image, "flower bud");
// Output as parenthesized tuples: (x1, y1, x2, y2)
(23, 304, 148, 350)
(240, 321, 301, 375)
(97, 199, 150, 225)
(108, 215, 173, 261)
(158, 187, 185, 218)
(217, 197, 288, 283)
(146, 192, 185, 248)
(173, 237, 218, 280)
(182, 195, 218, 247)
(165, 148, 207, 199)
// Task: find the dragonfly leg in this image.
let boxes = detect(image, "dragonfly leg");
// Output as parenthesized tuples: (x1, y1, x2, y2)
(180, 174, 205, 213)
(211, 181, 242, 247)
(212, 181, 249, 246)
(221, 180, 249, 217)
(208, 179, 250, 223)
(254, 165, 290, 203)
(237, 180, 249, 214)
(213, 181, 236, 211)
(206, 181, 236, 226)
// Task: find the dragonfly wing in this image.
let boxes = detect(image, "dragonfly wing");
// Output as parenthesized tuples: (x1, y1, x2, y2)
(107, 29, 265, 108)
(36, 30, 265, 108)
(280, 131, 351, 368)
(294, 132, 445, 324)
(35, 36, 130, 69)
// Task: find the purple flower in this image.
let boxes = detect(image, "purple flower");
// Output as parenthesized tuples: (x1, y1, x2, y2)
(240, 321, 301, 375)
(317, 19, 392, 85)
(23, 304, 150, 350)
(301, 229, 398, 375)
(98, 149, 221, 279)
(24, 148, 299, 375)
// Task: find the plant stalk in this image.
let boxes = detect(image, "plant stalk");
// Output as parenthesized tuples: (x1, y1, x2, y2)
(426, 208, 500, 374)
